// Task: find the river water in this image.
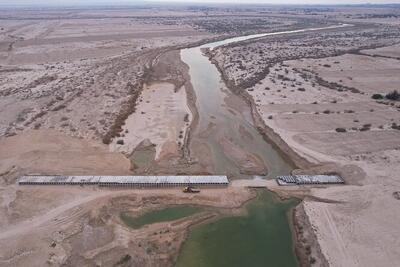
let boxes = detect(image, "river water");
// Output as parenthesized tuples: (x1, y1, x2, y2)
(177, 25, 348, 266)
(181, 36, 290, 179)
(181, 24, 348, 179)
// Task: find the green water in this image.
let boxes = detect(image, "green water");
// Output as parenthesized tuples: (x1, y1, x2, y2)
(175, 191, 299, 267)
(120, 206, 202, 229)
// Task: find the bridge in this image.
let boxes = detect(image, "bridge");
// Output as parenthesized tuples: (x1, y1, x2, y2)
(18, 175, 229, 187)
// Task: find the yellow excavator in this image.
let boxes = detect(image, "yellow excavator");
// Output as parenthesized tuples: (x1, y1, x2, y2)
(183, 186, 200, 193)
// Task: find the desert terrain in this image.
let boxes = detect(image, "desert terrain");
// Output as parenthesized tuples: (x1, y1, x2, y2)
(1, 3, 400, 267)
(0, 5, 302, 266)
(208, 7, 400, 267)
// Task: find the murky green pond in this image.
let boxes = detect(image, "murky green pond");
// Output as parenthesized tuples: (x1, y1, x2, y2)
(120, 206, 202, 229)
(175, 191, 299, 267)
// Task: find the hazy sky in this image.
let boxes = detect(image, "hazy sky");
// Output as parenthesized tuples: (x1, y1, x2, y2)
(1, 0, 400, 6)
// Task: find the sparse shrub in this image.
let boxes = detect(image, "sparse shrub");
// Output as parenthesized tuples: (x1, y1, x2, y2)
(323, 110, 331, 114)
(52, 104, 66, 111)
(116, 254, 131, 265)
(371, 93, 384, 100)
(392, 123, 400, 130)
(268, 115, 273, 119)
(336, 128, 346, 133)
(305, 245, 311, 255)
(298, 88, 306, 92)
(360, 124, 371, 131)
(386, 90, 400, 101)
(117, 139, 124, 145)
(184, 114, 189, 122)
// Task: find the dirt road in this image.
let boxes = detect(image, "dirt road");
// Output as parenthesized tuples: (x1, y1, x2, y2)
(0, 190, 116, 240)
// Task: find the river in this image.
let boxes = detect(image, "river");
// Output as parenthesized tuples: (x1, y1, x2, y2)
(177, 24, 349, 267)
(181, 24, 349, 179)
(181, 35, 287, 179)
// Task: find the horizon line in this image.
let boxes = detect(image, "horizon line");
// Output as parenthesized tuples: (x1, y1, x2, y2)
(1, 2, 400, 7)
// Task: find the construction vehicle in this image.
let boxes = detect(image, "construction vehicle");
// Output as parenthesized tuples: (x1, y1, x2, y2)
(183, 186, 200, 193)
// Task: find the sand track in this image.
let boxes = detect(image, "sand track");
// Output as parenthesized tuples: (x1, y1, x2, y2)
(0, 191, 112, 240)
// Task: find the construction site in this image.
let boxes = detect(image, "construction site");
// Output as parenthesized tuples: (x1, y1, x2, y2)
(18, 175, 229, 187)
(276, 175, 344, 186)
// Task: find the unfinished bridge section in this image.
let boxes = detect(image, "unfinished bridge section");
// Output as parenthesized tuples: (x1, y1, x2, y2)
(18, 175, 229, 187)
